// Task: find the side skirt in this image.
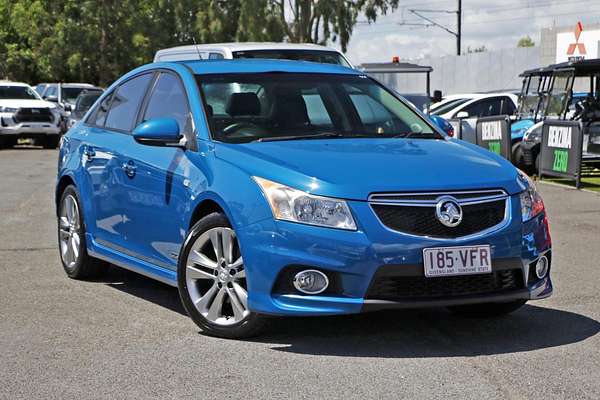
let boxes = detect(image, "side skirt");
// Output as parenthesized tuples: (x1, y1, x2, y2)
(87, 234, 178, 287)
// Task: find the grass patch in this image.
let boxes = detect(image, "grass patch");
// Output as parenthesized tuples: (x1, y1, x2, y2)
(540, 175, 600, 192)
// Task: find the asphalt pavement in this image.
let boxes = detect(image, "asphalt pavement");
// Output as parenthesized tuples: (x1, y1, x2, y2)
(1, 147, 599, 399)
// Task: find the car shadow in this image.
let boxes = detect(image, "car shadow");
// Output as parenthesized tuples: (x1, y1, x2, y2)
(100, 265, 187, 316)
(100, 267, 600, 358)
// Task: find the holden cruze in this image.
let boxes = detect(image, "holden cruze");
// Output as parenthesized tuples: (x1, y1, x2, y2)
(56, 59, 552, 338)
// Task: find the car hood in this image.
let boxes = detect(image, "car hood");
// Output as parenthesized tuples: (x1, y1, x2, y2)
(215, 138, 522, 200)
(511, 119, 534, 139)
(0, 99, 57, 109)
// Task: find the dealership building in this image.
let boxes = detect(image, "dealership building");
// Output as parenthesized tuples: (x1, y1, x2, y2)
(385, 22, 600, 95)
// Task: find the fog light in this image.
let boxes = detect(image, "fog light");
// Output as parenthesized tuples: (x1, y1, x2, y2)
(293, 270, 329, 294)
(535, 255, 549, 279)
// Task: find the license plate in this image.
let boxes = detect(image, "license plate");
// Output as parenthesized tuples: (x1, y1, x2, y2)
(423, 245, 492, 277)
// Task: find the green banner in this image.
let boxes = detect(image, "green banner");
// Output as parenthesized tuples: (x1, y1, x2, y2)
(488, 141, 501, 155)
(552, 149, 569, 173)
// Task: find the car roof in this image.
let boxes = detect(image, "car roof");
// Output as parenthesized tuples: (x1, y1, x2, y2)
(158, 42, 342, 53)
(178, 59, 359, 75)
(0, 81, 31, 87)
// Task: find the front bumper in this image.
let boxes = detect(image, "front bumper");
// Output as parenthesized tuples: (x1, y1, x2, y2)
(238, 195, 553, 316)
(1, 113, 61, 137)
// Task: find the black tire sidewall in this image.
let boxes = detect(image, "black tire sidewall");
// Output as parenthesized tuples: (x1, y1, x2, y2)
(177, 212, 265, 338)
(58, 185, 90, 278)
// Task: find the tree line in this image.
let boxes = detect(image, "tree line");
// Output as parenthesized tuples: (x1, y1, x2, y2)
(0, 0, 398, 87)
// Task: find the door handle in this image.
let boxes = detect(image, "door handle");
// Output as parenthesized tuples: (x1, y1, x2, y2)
(122, 160, 137, 178)
(83, 147, 95, 161)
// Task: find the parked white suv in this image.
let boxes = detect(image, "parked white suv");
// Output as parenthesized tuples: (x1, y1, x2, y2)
(0, 82, 62, 148)
(154, 42, 353, 67)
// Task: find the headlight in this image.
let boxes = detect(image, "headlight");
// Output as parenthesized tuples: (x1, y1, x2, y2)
(518, 170, 545, 221)
(253, 177, 357, 230)
(0, 106, 18, 113)
(523, 125, 542, 142)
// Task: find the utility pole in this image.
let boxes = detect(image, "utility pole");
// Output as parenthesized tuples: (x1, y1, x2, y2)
(405, 0, 463, 56)
(456, 0, 462, 56)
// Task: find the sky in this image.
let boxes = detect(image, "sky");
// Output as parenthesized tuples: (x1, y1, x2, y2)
(342, 0, 600, 65)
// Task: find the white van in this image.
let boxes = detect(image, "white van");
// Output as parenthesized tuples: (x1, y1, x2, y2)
(153, 42, 353, 67)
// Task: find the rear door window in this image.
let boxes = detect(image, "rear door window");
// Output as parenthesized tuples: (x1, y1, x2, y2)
(460, 98, 502, 118)
(105, 73, 153, 131)
(89, 93, 114, 126)
(142, 72, 191, 134)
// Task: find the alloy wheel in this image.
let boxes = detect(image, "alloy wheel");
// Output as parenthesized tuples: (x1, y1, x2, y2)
(59, 194, 81, 269)
(185, 227, 249, 326)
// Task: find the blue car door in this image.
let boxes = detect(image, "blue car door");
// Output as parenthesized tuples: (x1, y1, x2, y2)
(119, 72, 194, 270)
(80, 72, 154, 253)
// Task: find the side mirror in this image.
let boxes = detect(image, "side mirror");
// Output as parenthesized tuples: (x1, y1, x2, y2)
(64, 104, 72, 112)
(455, 111, 469, 119)
(132, 118, 183, 147)
(46, 95, 59, 103)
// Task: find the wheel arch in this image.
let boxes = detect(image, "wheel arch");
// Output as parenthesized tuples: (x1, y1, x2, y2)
(55, 174, 76, 216)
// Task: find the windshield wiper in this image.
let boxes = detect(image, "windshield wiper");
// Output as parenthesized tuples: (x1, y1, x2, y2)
(392, 131, 437, 139)
(253, 132, 345, 142)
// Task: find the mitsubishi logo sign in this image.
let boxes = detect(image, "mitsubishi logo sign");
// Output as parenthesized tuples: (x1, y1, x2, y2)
(556, 21, 600, 63)
(566, 22, 586, 58)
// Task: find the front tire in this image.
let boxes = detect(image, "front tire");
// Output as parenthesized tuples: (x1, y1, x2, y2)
(178, 212, 267, 338)
(58, 185, 106, 279)
(448, 299, 527, 317)
(43, 135, 60, 149)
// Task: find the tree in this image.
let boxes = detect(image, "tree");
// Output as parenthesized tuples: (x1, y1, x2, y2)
(517, 35, 535, 48)
(0, 0, 399, 84)
(273, 0, 399, 52)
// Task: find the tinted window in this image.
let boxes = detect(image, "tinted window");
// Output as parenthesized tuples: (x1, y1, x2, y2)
(45, 85, 57, 97)
(34, 84, 46, 95)
(105, 74, 152, 131)
(142, 73, 191, 133)
(90, 92, 114, 126)
(209, 52, 224, 60)
(431, 98, 470, 115)
(502, 97, 516, 115)
(61, 87, 87, 104)
(0, 86, 39, 100)
(460, 98, 502, 118)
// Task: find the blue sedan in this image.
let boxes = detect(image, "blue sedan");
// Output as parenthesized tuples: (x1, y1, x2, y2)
(56, 60, 552, 338)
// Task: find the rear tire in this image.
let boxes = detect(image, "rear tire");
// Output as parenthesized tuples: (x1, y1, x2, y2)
(43, 135, 60, 149)
(58, 185, 106, 279)
(178, 212, 267, 338)
(0, 136, 16, 149)
(448, 300, 527, 317)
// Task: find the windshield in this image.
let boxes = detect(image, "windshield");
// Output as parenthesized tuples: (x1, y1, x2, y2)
(431, 98, 470, 115)
(197, 73, 438, 143)
(0, 85, 39, 100)
(545, 74, 572, 117)
(62, 87, 88, 104)
(232, 50, 351, 68)
(518, 75, 545, 118)
(75, 92, 102, 112)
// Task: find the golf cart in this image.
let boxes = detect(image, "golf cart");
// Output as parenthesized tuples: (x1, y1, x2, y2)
(520, 59, 600, 176)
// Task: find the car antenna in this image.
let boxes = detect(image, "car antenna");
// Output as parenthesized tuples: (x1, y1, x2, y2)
(192, 36, 202, 60)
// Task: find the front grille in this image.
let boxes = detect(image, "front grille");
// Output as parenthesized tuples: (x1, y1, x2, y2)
(369, 190, 508, 239)
(366, 269, 524, 300)
(372, 200, 505, 238)
(14, 108, 53, 123)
